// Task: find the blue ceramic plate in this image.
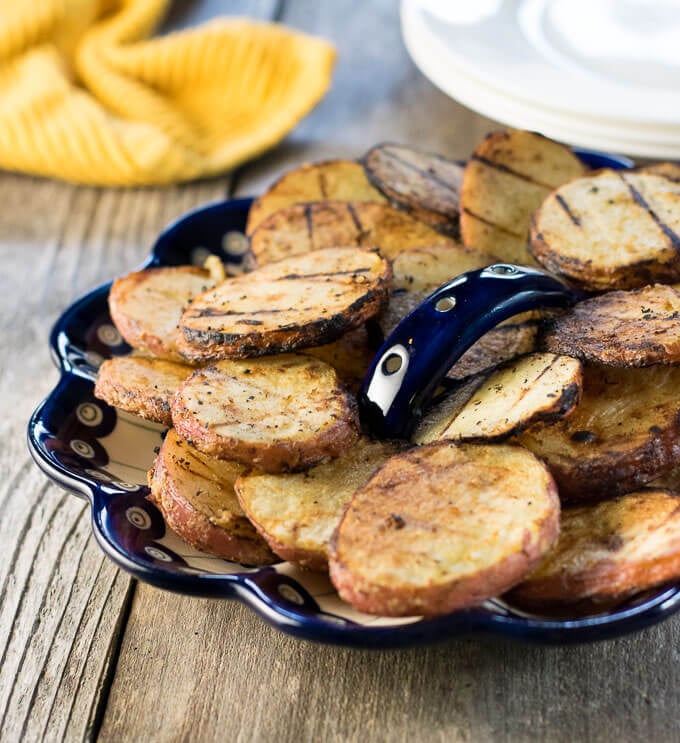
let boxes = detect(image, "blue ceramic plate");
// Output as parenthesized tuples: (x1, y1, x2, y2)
(28, 150, 680, 647)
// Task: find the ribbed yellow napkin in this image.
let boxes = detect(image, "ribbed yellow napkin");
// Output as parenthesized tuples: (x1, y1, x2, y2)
(0, 0, 335, 185)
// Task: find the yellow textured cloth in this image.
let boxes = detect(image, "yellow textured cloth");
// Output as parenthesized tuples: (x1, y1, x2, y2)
(0, 1, 335, 185)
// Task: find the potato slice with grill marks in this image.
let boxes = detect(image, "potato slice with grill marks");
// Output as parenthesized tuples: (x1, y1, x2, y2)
(530, 171, 680, 291)
(361, 143, 463, 237)
(148, 429, 276, 564)
(245, 160, 387, 235)
(248, 200, 452, 266)
(413, 353, 582, 445)
(109, 266, 215, 361)
(519, 365, 680, 503)
(461, 130, 585, 265)
(235, 438, 403, 570)
(178, 247, 391, 362)
(329, 442, 559, 617)
(542, 284, 680, 366)
(171, 354, 359, 473)
(94, 355, 192, 426)
(509, 490, 680, 606)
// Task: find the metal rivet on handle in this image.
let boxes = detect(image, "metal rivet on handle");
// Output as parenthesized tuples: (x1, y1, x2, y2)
(434, 296, 456, 312)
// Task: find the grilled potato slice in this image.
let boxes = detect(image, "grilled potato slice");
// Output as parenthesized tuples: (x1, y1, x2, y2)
(109, 266, 215, 361)
(542, 284, 680, 366)
(446, 322, 540, 380)
(361, 143, 463, 237)
(148, 429, 276, 564)
(245, 160, 387, 235)
(94, 355, 193, 426)
(235, 438, 402, 570)
(519, 365, 680, 502)
(638, 162, 680, 182)
(329, 442, 559, 617)
(171, 354, 359, 473)
(391, 242, 498, 290)
(509, 490, 680, 606)
(413, 353, 582, 444)
(461, 130, 585, 265)
(248, 201, 451, 266)
(531, 171, 680, 291)
(178, 247, 391, 362)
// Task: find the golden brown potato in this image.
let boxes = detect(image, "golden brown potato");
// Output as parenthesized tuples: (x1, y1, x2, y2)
(531, 171, 680, 291)
(109, 266, 215, 361)
(329, 442, 559, 617)
(245, 160, 387, 234)
(178, 247, 391, 362)
(171, 354, 359, 473)
(235, 438, 403, 570)
(148, 429, 277, 564)
(519, 365, 680, 502)
(94, 355, 193, 426)
(509, 490, 680, 606)
(248, 201, 452, 265)
(413, 353, 582, 444)
(461, 130, 585, 265)
(361, 143, 463, 237)
(542, 284, 680, 366)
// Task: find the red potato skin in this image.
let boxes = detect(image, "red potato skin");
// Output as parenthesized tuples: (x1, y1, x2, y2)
(328, 445, 561, 617)
(172, 407, 359, 474)
(109, 267, 210, 361)
(148, 461, 278, 566)
(509, 552, 680, 608)
(329, 510, 559, 617)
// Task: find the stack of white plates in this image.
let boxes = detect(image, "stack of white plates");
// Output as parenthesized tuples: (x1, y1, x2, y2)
(401, 0, 680, 158)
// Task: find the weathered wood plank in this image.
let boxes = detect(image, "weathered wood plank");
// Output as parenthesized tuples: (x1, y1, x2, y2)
(0, 172, 228, 742)
(98, 586, 680, 743)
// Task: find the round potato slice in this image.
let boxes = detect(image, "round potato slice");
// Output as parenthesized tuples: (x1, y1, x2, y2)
(245, 160, 387, 235)
(531, 171, 680, 291)
(460, 129, 585, 265)
(248, 200, 452, 266)
(361, 143, 463, 237)
(109, 266, 215, 361)
(235, 438, 403, 570)
(148, 429, 276, 564)
(94, 355, 193, 426)
(519, 365, 680, 502)
(413, 353, 582, 445)
(178, 246, 391, 362)
(542, 284, 680, 366)
(329, 442, 559, 617)
(171, 354, 359, 473)
(509, 490, 680, 606)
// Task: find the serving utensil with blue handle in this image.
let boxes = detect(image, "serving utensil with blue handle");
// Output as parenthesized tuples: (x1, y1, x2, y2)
(358, 264, 578, 439)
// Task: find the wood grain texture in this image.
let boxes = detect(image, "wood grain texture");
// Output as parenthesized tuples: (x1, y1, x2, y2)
(99, 590, 680, 743)
(0, 170, 229, 741)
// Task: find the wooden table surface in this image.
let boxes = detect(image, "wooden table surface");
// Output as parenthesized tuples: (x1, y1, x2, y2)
(2, 2, 680, 741)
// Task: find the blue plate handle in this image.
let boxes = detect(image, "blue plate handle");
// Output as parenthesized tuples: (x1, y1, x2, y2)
(358, 264, 577, 439)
